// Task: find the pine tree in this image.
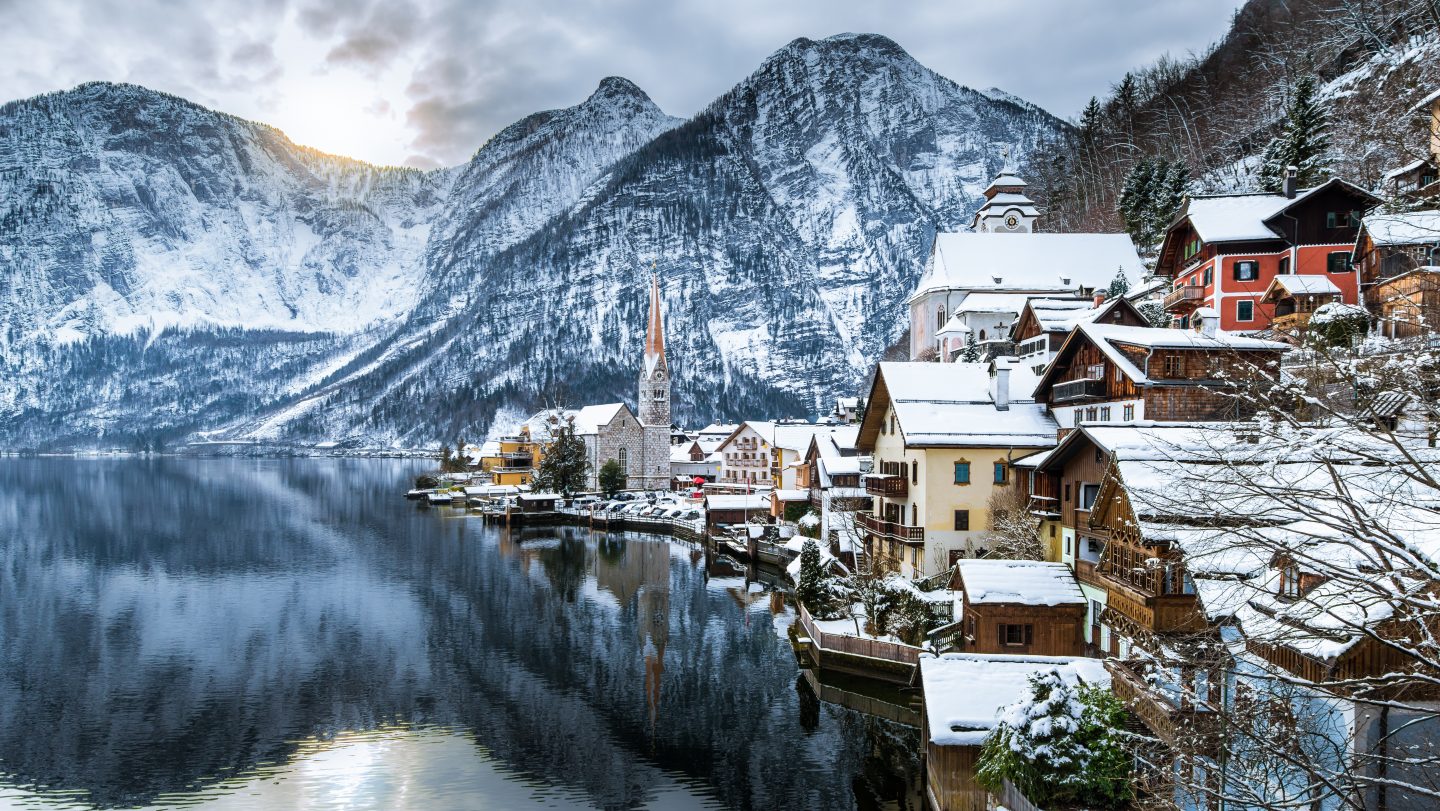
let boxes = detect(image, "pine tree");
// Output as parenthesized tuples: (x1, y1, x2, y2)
(1117, 158, 1155, 243)
(960, 332, 980, 362)
(1105, 267, 1130, 300)
(597, 458, 626, 496)
(795, 539, 826, 612)
(1079, 97, 1104, 145)
(1259, 75, 1331, 192)
(534, 419, 589, 496)
(976, 672, 1133, 809)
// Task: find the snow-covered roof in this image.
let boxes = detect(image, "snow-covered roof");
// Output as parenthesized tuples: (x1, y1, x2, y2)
(517, 492, 560, 502)
(1181, 193, 1294, 242)
(771, 489, 810, 502)
(1383, 159, 1430, 180)
(1065, 322, 1288, 386)
(986, 174, 1028, 189)
(704, 494, 770, 511)
(872, 362, 1057, 448)
(573, 403, 628, 434)
(953, 292, 1034, 315)
(1264, 275, 1342, 297)
(919, 653, 1110, 746)
(1360, 210, 1440, 246)
(955, 560, 1086, 605)
(910, 233, 1144, 302)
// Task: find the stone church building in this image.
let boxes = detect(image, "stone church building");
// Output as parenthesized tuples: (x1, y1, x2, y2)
(527, 276, 673, 491)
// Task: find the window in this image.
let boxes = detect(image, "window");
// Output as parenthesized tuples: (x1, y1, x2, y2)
(1237, 300, 1254, 322)
(1233, 260, 1258, 281)
(1326, 211, 1358, 229)
(1091, 600, 1103, 626)
(1065, 536, 1071, 555)
(954, 510, 970, 531)
(1278, 255, 1291, 275)
(912, 462, 918, 484)
(1080, 483, 1100, 511)
(617, 447, 628, 469)
(1202, 265, 1213, 286)
(1123, 404, 1135, 421)
(911, 546, 918, 567)
(1326, 211, 1339, 229)
(1099, 406, 1112, 421)
(999, 624, 1034, 646)
(1084, 407, 1098, 422)
(936, 306, 946, 331)
(993, 462, 1007, 484)
(911, 504, 917, 525)
(1163, 355, 1183, 377)
(1064, 482, 1071, 503)
(1327, 251, 1352, 273)
(1279, 563, 1301, 599)
(953, 461, 970, 484)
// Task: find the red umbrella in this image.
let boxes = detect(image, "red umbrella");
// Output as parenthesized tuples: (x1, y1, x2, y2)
(692, 476, 705, 485)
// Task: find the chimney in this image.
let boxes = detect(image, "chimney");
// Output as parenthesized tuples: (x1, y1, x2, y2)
(1194, 306, 1220, 339)
(1093, 291, 1107, 308)
(1283, 165, 1298, 199)
(992, 357, 1015, 411)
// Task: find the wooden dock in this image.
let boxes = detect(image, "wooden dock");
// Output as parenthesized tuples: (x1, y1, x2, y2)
(793, 603, 923, 686)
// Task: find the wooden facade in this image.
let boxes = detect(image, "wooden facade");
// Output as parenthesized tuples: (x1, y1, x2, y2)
(956, 598, 1086, 657)
(1373, 268, 1440, 339)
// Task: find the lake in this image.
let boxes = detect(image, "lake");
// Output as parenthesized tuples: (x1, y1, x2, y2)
(0, 458, 918, 810)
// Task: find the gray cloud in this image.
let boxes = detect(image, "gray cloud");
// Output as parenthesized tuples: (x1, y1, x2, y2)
(0, 0, 1242, 168)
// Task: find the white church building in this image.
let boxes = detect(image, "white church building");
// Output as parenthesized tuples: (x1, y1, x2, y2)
(907, 173, 1145, 361)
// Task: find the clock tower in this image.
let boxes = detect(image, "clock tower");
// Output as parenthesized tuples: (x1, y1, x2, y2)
(636, 275, 672, 490)
(971, 172, 1040, 233)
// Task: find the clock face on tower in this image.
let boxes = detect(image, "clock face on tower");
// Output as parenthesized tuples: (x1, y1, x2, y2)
(1004, 213, 1020, 229)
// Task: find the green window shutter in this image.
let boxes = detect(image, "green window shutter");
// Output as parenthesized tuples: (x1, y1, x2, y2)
(954, 462, 970, 484)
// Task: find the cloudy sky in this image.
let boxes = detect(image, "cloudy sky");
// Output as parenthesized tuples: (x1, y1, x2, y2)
(0, 0, 1242, 169)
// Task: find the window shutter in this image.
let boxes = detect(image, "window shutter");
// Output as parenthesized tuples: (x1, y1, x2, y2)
(1025, 625, 1034, 645)
(998, 624, 1005, 645)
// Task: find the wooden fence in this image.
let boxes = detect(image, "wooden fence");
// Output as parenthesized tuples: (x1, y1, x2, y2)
(796, 603, 921, 666)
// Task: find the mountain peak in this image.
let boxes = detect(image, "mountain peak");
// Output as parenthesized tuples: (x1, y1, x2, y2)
(588, 76, 653, 104)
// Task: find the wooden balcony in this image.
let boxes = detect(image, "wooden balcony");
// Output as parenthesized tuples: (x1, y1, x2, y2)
(1074, 558, 1103, 589)
(1106, 659, 1222, 754)
(856, 511, 925, 544)
(1163, 284, 1205, 312)
(1097, 571, 1206, 634)
(864, 474, 907, 497)
(1271, 312, 1311, 336)
(1052, 377, 1105, 403)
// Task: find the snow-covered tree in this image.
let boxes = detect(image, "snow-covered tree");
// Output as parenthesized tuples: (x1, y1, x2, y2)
(534, 418, 589, 496)
(1138, 298, 1171, 328)
(1105, 267, 1131, 300)
(795, 539, 828, 612)
(976, 670, 1133, 808)
(959, 332, 980, 362)
(1259, 75, 1331, 193)
(985, 487, 1046, 560)
(597, 458, 626, 496)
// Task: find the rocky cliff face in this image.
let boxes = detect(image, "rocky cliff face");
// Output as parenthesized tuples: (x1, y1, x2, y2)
(0, 34, 1069, 450)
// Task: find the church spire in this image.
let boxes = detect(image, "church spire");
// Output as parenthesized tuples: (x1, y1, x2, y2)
(644, 274, 666, 374)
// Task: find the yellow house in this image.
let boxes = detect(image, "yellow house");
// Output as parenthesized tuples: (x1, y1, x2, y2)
(476, 431, 539, 486)
(855, 360, 1057, 578)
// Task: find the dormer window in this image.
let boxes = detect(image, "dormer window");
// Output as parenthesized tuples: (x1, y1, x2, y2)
(1279, 563, 1301, 600)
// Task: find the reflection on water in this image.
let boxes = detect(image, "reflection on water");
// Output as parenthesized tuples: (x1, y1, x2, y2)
(0, 458, 918, 810)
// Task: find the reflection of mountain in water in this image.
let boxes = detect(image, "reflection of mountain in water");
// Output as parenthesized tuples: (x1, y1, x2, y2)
(0, 459, 917, 809)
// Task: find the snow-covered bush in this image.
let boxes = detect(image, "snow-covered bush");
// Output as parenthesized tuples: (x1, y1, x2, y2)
(1308, 302, 1369, 348)
(797, 510, 821, 539)
(976, 670, 1132, 809)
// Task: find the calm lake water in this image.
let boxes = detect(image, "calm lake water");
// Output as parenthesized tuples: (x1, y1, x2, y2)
(0, 458, 918, 810)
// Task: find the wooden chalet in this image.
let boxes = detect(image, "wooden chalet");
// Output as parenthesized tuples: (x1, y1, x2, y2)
(951, 559, 1087, 656)
(1031, 313, 1289, 431)
(1010, 294, 1148, 373)
(1155, 177, 1380, 331)
(1259, 273, 1344, 341)
(1374, 267, 1440, 339)
(1352, 210, 1440, 313)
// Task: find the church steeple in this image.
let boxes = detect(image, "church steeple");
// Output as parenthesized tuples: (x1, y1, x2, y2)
(639, 275, 670, 430)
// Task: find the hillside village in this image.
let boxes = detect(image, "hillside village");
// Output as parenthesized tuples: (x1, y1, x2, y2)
(418, 86, 1440, 810)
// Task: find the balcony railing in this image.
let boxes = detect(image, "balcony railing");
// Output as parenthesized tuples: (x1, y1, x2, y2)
(1052, 377, 1105, 403)
(1163, 284, 1205, 311)
(864, 474, 908, 497)
(1271, 312, 1311, 335)
(1106, 659, 1221, 753)
(856, 511, 925, 544)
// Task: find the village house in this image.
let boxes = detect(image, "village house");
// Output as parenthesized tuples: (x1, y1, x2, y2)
(1010, 294, 1149, 374)
(855, 359, 1056, 578)
(795, 427, 869, 561)
(474, 433, 538, 486)
(1155, 174, 1381, 331)
(950, 559, 1087, 656)
(1383, 87, 1439, 203)
(669, 438, 720, 488)
(907, 172, 1146, 361)
(714, 421, 832, 491)
(919, 653, 1110, 811)
(1257, 274, 1345, 341)
(1031, 310, 1290, 431)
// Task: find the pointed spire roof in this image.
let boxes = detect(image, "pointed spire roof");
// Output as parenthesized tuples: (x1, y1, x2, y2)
(644, 274, 666, 374)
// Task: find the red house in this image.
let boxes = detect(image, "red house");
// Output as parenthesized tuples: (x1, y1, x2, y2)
(1155, 175, 1380, 331)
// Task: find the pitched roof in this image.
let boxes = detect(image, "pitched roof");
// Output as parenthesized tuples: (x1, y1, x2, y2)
(1034, 323, 1288, 392)
(572, 403, 630, 435)
(919, 654, 1110, 746)
(1178, 179, 1382, 244)
(1263, 275, 1342, 298)
(909, 232, 1145, 302)
(955, 560, 1086, 606)
(859, 362, 1057, 449)
(1358, 210, 1440, 246)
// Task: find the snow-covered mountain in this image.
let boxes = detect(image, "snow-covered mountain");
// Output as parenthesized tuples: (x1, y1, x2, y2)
(0, 34, 1069, 450)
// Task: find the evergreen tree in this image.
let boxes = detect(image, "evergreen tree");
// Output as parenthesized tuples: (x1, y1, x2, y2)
(597, 458, 626, 497)
(960, 332, 980, 362)
(1138, 299, 1171, 328)
(1117, 158, 1155, 241)
(976, 672, 1133, 809)
(534, 419, 589, 496)
(1259, 75, 1331, 192)
(1079, 97, 1104, 145)
(795, 539, 826, 613)
(1158, 160, 1191, 226)
(1105, 267, 1130, 300)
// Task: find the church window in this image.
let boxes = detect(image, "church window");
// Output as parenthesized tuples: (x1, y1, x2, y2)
(618, 447, 628, 469)
(936, 307, 946, 331)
